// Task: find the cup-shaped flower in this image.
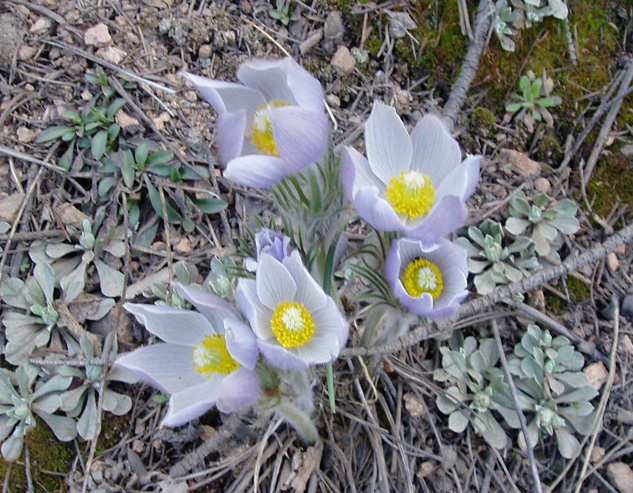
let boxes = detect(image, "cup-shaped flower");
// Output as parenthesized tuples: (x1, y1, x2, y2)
(244, 229, 294, 272)
(342, 102, 480, 244)
(114, 284, 260, 427)
(386, 238, 469, 318)
(182, 58, 328, 188)
(236, 251, 348, 370)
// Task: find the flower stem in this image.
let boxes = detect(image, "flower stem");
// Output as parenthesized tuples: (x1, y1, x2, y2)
(277, 398, 318, 445)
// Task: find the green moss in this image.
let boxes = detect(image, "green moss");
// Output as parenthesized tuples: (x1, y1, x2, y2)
(586, 153, 633, 221)
(0, 418, 74, 492)
(566, 276, 590, 303)
(470, 107, 497, 137)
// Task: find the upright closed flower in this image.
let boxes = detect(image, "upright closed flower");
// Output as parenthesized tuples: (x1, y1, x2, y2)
(114, 284, 260, 427)
(386, 238, 469, 318)
(182, 58, 328, 188)
(342, 102, 480, 244)
(236, 251, 348, 370)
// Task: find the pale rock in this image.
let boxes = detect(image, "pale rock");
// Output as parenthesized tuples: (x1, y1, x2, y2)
(584, 362, 608, 391)
(417, 461, 435, 479)
(16, 127, 36, 144)
(0, 194, 25, 222)
(534, 177, 551, 193)
(222, 30, 236, 45)
(621, 144, 633, 157)
(619, 334, 633, 355)
(198, 44, 212, 58)
(614, 243, 626, 255)
(84, 23, 112, 47)
(324, 11, 344, 40)
(152, 112, 171, 132)
(18, 45, 37, 61)
(325, 94, 340, 108)
(331, 46, 355, 76)
(30, 17, 53, 34)
(403, 393, 426, 417)
(589, 446, 605, 462)
(132, 439, 145, 454)
(174, 237, 193, 254)
(299, 29, 322, 55)
(81, 90, 93, 101)
(96, 46, 127, 65)
(500, 149, 541, 177)
(184, 90, 198, 102)
(115, 110, 139, 129)
(606, 251, 619, 272)
(617, 406, 633, 424)
(607, 462, 633, 493)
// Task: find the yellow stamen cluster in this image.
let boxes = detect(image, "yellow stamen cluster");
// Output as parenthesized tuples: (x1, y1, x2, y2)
(402, 258, 443, 298)
(385, 170, 435, 220)
(271, 301, 315, 348)
(247, 100, 290, 156)
(191, 334, 239, 377)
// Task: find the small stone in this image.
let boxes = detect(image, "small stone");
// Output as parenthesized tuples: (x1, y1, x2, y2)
(614, 243, 626, 255)
(84, 23, 112, 47)
(30, 17, 53, 34)
(617, 406, 633, 424)
(500, 149, 541, 177)
(299, 29, 323, 55)
(174, 237, 193, 254)
(184, 90, 198, 102)
(619, 334, 633, 355)
(323, 11, 344, 40)
(620, 144, 633, 157)
(607, 463, 633, 493)
(0, 193, 25, 222)
(417, 461, 435, 479)
(198, 44, 212, 58)
(584, 362, 608, 391)
(331, 46, 355, 76)
(96, 46, 127, 64)
(18, 45, 37, 61)
(81, 90, 93, 101)
(16, 127, 36, 143)
(534, 177, 551, 193)
(115, 110, 139, 129)
(589, 446, 605, 462)
(403, 393, 426, 417)
(325, 94, 340, 108)
(132, 440, 145, 454)
(606, 252, 619, 272)
(222, 30, 236, 45)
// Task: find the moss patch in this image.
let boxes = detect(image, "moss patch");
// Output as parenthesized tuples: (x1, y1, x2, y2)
(586, 153, 633, 221)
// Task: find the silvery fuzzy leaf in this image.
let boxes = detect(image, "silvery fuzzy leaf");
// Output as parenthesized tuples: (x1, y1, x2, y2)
(468, 226, 486, 248)
(60, 384, 89, 413)
(505, 217, 530, 235)
(555, 386, 598, 404)
(46, 243, 79, 259)
(498, 32, 516, 52)
(24, 277, 45, 307)
(507, 236, 534, 253)
(444, 352, 469, 380)
(554, 345, 574, 365)
(521, 377, 545, 401)
(0, 416, 14, 441)
(0, 278, 29, 309)
(478, 339, 498, 367)
(560, 400, 594, 418)
(469, 350, 486, 376)
(517, 418, 540, 452)
(35, 410, 77, 442)
(32, 374, 72, 401)
(520, 332, 539, 354)
(33, 394, 63, 414)
(436, 394, 458, 415)
(433, 369, 453, 383)
(463, 337, 477, 357)
(77, 391, 99, 441)
(467, 258, 491, 274)
(537, 222, 558, 241)
(1, 432, 24, 461)
(0, 371, 19, 404)
(569, 353, 585, 371)
(548, 0, 568, 19)
(60, 260, 88, 301)
(555, 427, 580, 459)
(491, 268, 510, 285)
(521, 357, 543, 381)
(474, 271, 497, 295)
(504, 264, 523, 282)
(549, 377, 565, 396)
(34, 263, 56, 305)
(548, 214, 580, 235)
(94, 258, 124, 298)
(103, 389, 132, 416)
(552, 198, 577, 215)
(564, 410, 595, 435)
(448, 410, 469, 433)
(496, 403, 522, 429)
(474, 412, 508, 449)
(446, 385, 468, 403)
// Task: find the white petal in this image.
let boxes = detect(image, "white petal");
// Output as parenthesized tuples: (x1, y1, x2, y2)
(435, 155, 480, 201)
(237, 58, 297, 105)
(311, 298, 348, 350)
(410, 114, 461, 186)
(342, 147, 387, 196)
(365, 102, 413, 183)
(293, 332, 340, 365)
(161, 375, 223, 427)
(282, 251, 327, 312)
(181, 72, 265, 115)
(124, 303, 214, 345)
(256, 254, 297, 309)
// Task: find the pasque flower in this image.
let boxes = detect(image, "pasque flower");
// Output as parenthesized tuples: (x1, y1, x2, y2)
(182, 58, 328, 188)
(244, 228, 294, 272)
(236, 250, 348, 370)
(386, 238, 469, 318)
(114, 283, 260, 427)
(342, 102, 480, 244)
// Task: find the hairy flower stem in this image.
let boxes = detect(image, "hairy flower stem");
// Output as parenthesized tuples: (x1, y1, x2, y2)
(276, 398, 318, 444)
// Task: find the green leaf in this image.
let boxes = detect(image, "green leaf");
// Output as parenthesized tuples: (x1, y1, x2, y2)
(555, 427, 580, 459)
(93, 258, 124, 297)
(106, 98, 127, 120)
(135, 143, 149, 167)
(144, 176, 183, 225)
(191, 197, 228, 214)
(146, 150, 174, 167)
(92, 130, 108, 160)
(448, 411, 469, 433)
(36, 126, 75, 143)
(505, 102, 524, 113)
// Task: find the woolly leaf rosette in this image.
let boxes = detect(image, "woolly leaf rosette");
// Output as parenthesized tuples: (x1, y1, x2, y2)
(386, 238, 469, 318)
(342, 102, 480, 244)
(236, 251, 348, 370)
(114, 283, 260, 427)
(182, 58, 328, 188)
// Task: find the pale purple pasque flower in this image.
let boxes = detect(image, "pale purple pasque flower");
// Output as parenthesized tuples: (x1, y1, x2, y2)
(236, 250, 348, 370)
(114, 283, 260, 427)
(244, 228, 294, 272)
(342, 102, 480, 244)
(386, 238, 468, 318)
(182, 58, 328, 188)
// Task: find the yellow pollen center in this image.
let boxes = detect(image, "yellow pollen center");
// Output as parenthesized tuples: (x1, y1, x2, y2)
(191, 334, 239, 377)
(271, 301, 315, 348)
(402, 258, 443, 298)
(247, 100, 290, 156)
(385, 170, 435, 220)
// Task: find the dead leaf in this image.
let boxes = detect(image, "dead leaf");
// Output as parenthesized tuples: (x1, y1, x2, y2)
(500, 149, 542, 177)
(607, 462, 633, 493)
(290, 439, 324, 493)
(55, 203, 91, 228)
(0, 193, 25, 222)
(403, 392, 426, 417)
(584, 362, 608, 391)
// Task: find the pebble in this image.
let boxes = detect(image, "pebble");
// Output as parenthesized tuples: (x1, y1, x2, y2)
(96, 46, 127, 64)
(84, 23, 112, 47)
(18, 45, 37, 61)
(500, 149, 541, 177)
(325, 94, 340, 109)
(115, 110, 140, 129)
(30, 17, 53, 34)
(606, 251, 619, 272)
(323, 11, 344, 40)
(331, 46, 355, 76)
(17, 127, 36, 143)
(81, 89, 93, 101)
(198, 44, 212, 58)
(534, 177, 551, 193)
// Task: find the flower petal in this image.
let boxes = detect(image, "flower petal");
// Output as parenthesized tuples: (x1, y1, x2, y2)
(293, 332, 341, 365)
(161, 375, 223, 427)
(435, 154, 481, 202)
(258, 338, 308, 370)
(311, 298, 348, 351)
(407, 195, 468, 244)
(224, 154, 290, 188)
(271, 106, 328, 173)
(124, 303, 214, 345)
(256, 254, 297, 309)
(223, 317, 259, 369)
(181, 72, 265, 116)
(114, 344, 204, 394)
(216, 110, 246, 163)
(410, 114, 462, 186)
(284, 59, 325, 112)
(174, 282, 238, 332)
(237, 58, 298, 105)
(342, 147, 387, 198)
(282, 251, 327, 312)
(217, 368, 261, 413)
(365, 102, 413, 183)
(354, 186, 406, 232)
